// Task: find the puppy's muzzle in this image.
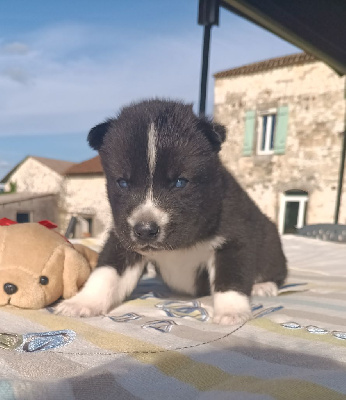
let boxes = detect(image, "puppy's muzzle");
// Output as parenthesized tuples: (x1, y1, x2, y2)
(133, 221, 159, 241)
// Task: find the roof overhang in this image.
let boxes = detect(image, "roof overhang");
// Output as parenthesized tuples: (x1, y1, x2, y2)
(221, 0, 346, 76)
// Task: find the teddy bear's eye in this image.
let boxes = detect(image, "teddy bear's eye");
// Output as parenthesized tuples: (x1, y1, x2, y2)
(39, 276, 49, 285)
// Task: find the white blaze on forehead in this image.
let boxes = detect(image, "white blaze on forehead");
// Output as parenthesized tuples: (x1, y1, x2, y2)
(127, 122, 170, 239)
(147, 122, 157, 199)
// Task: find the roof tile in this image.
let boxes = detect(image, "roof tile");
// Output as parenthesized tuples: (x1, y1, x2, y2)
(32, 156, 76, 175)
(65, 156, 103, 175)
(214, 52, 317, 78)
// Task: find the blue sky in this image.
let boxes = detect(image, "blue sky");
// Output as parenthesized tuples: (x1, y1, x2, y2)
(0, 0, 298, 179)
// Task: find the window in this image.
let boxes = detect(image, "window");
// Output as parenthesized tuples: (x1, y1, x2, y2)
(243, 106, 289, 156)
(75, 215, 93, 238)
(68, 215, 94, 238)
(85, 217, 93, 237)
(16, 212, 31, 223)
(257, 109, 277, 155)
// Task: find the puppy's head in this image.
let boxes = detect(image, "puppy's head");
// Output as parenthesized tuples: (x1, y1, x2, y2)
(88, 99, 226, 252)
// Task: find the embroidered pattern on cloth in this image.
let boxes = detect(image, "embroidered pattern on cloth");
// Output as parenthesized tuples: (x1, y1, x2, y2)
(0, 330, 76, 352)
(281, 322, 346, 340)
(108, 313, 142, 322)
(156, 300, 209, 322)
(141, 320, 177, 333)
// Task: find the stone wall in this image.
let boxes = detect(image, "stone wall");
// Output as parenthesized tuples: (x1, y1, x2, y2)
(59, 174, 111, 242)
(214, 61, 346, 226)
(0, 194, 58, 224)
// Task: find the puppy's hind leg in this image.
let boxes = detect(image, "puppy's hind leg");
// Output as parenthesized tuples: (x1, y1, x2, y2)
(56, 232, 145, 317)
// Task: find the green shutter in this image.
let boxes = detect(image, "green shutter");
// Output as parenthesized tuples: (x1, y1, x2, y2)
(243, 110, 256, 156)
(274, 106, 289, 154)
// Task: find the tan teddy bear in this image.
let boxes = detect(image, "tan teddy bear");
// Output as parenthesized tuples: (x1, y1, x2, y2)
(0, 222, 98, 309)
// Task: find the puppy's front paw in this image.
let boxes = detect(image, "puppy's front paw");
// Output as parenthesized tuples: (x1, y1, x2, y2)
(213, 290, 252, 326)
(213, 310, 252, 325)
(55, 296, 105, 317)
(55, 266, 127, 317)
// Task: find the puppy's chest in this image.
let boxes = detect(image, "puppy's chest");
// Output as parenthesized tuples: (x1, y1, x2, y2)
(145, 243, 215, 295)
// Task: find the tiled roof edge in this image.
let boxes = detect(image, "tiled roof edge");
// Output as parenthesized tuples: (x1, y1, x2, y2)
(214, 52, 317, 78)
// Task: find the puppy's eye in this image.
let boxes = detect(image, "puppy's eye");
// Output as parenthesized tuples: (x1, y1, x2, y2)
(175, 178, 188, 188)
(117, 179, 129, 188)
(39, 276, 49, 285)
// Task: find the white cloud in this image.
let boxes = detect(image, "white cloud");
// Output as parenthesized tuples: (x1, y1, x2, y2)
(0, 160, 10, 167)
(1, 41, 30, 55)
(2, 67, 30, 84)
(0, 19, 298, 136)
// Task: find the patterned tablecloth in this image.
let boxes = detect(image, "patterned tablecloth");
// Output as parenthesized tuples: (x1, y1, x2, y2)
(0, 235, 346, 400)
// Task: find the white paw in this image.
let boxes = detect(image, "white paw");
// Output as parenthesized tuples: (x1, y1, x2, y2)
(251, 282, 278, 297)
(55, 266, 131, 317)
(213, 311, 252, 325)
(55, 296, 106, 317)
(213, 290, 252, 325)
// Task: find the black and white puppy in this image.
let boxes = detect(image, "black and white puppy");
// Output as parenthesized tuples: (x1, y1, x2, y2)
(56, 99, 287, 325)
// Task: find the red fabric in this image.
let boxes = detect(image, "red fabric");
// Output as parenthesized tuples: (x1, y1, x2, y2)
(38, 220, 58, 229)
(0, 218, 58, 229)
(0, 218, 17, 226)
(0, 218, 71, 244)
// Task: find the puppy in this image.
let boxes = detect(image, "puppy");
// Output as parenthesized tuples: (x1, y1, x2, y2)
(56, 99, 287, 325)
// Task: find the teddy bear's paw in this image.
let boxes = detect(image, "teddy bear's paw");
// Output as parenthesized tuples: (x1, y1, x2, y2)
(55, 297, 107, 317)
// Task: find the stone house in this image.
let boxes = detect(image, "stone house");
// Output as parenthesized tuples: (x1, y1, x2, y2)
(0, 156, 75, 224)
(214, 52, 346, 233)
(60, 156, 111, 241)
(0, 154, 110, 239)
(0, 154, 109, 238)
(2, 156, 75, 194)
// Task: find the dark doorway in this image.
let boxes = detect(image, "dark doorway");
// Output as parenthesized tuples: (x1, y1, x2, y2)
(284, 201, 300, 233)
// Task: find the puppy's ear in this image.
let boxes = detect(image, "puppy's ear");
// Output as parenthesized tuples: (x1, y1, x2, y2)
(87, 121, 111, 150)
(197, 117, 226, 152)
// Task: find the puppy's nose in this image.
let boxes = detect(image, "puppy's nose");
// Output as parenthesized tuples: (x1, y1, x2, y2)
(4, 283, 18, 295)
(133, 221, 159, 240)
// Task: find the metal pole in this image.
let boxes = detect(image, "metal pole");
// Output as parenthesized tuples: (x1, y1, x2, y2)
(199, 24, 212, 116)
(334, 79, 346, 224)
(65, 216, 77, 238)
(334, 130, 346, 223)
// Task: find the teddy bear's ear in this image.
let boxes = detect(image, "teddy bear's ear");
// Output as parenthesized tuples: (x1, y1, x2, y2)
(62, 246, 92, 299)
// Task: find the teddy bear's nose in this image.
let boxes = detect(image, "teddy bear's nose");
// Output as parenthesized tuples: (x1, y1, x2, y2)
(3, 283, 18, 295)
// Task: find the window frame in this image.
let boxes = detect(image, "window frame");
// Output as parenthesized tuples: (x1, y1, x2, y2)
(72, 214, 94, 238)
(257, 108, 277, 155)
